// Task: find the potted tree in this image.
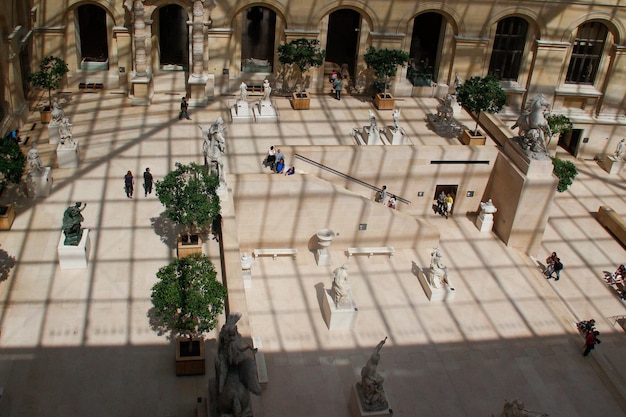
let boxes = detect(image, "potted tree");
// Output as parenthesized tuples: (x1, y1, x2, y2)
(28, 56, 69, 123)
(551, 158, 578, 192)
(455, 75, 506, 145)
(151, 253, 227, 376)
(277, 38, 325, 110)
(155, 162, 221, 258)
(364, 46, 410, 110)
(0, 138, 26, 230)
(546, 113, 573, 148)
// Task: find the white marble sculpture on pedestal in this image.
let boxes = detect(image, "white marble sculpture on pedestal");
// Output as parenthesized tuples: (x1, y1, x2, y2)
(475, 198, 498, 232)
(385, 109, 406, 145)
(231, 81, 254, 123)
(48, 98, 64, 144)
(254, 79, 278, 122)
(26, 144, 53, 197)
(315, 228, 335, 266)
(364, 110, 382, 145)
(199, 117, 227, 192)
(321, 263, 358, 330)
(416, 248, 456, 301)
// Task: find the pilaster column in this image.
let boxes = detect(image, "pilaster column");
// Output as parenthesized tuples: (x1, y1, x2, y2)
(7, 26, 28, 122)
(597, 45, 626, 119)
(191, 0, 205, 77)
(133, 0, 148, 77)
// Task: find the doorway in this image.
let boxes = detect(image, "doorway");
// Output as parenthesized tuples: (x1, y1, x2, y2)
(433, 185, 458, 215)
(408, 13, 444, 86)
(558, 128, 583, 156)
(158, 5, 188, 70)
(241, 6, 276, 73)
(77, 4, 109, 69)
(325, 9, 361, 79)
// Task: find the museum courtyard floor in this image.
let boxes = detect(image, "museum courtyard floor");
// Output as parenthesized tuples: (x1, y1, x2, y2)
(0, 90, 625, 417)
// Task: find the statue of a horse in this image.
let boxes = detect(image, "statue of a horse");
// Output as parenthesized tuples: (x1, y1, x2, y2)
(511, 94, 552, 152)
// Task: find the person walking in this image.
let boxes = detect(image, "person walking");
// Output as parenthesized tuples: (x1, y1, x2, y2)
(124, 170, 134, 199)
(583, 330, 601, 357)
(179, 97, 191, 120)
(444, 193, 454, 219)
(437, 190, 446, 215)
(143, 167, 153, 197)
(333, 76, 344, 100)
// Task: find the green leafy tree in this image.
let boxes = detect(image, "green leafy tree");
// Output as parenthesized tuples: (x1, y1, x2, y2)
(364, 46, 410, 94)
(551, 157, 578, 192)
(277, 38, 326, 92)
(456, 76, 507, 135)
(546, 114, 573, 143)
(0, 138, 26, 186)
(28, 56, 69, 110)
(155, 162, 221, 242)
(151, 253, 227, 339)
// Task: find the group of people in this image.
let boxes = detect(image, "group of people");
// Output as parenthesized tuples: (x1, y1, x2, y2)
(263, 146, 295, 175)
(436, 191, 454, 218)
(577, 319, 602, 357)
(123, 168, 153, 199)
(374, 185, 396, 209)
(544, 251, 564, 280)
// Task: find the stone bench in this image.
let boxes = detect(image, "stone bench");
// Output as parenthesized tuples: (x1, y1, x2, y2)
(598, 206, 626, 246)
(253, 248, 298, 260)
(252, 336, 268, 388)
(78, 82, 103, 91)
(346, 247, 395, 259)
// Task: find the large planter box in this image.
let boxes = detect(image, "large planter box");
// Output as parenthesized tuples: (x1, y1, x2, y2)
(40, 108, 52, 123)
(291, 92, 311, 110)
(175, 337, 205, 376)
(81, 58, 109, 71)
(177, 234, 203, 259)
(373, 93, 394, 110)
(461, 129, 486, 146)
(0, 205, 16, 230)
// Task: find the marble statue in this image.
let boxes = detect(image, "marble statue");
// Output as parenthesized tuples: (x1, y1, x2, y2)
(368, 110, 377, 128)
(262, 79, 271, 101)
(239, 82, 248, 102)
(27, 144, 44, 174)
(331, 263, 351, 308)
(62, 202, 86, 245)
(199, 117, 226, 183)
(216, 313, 262, 417)
(358, 337, 389, 412)
(436, 94, 454, 121)
(614, 139, 626, 159)
(392, 109, 400, 130)
(453, 72, 463, 93)
(480, 199, 498, 215)
(51, 97, 64, 126)
(511, 94, 552, 156)
(59, 118, 73, 145)
(428, 247, 448, 289)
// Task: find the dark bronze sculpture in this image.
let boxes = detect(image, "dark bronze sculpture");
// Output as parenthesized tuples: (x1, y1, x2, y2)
(62, 202, 86, 245)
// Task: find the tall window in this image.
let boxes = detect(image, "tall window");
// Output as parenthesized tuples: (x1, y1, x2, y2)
(77, 5, 108, 67)
(488, 17, 528, 81)
(566, 22, 608, 84)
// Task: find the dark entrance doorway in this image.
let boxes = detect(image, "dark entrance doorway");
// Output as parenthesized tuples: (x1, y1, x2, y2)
(159, 5, 188, 70)
(325, 9, 361, 79)
(241, 7, 276, 73)
(407, 13, 444, 86)
(433, 185, 458, 216)
(77, 4, 109, 69)
(558, 128, 583, 156)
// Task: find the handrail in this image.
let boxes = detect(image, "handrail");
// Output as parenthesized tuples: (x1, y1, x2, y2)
(293, 154, 411, 205)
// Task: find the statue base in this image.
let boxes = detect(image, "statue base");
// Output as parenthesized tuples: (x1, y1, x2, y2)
(350, 384, 391, 417)
(187, 74, 209, 107)
(385, 126, 406, 145)
(321, 289, 358, 330)
(230, 100, 254, 123)
(363, 126, 383, 145)
(417, 268, 455, 301)
(48, 124, 61, 144)
(599, 154, 624, 175)
(475, 212, 494, 232)
(26, 167, 53, 198)
(57, 141, 80, 168)
(242, 268, 252, 289)
(503, 138, 553, 177)
(57, 229, 91, 269)
(253, 100, 278, 122)
(315, 248, 331, 266)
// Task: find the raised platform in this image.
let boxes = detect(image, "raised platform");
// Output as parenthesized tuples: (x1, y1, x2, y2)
(417, 267, 456, 301)
(57, 229, 91, 269)
(253, 100, 278, 123)
(321, 289, 358, 330)
(57, 141, 80, 168)
(503, 139, 554, 178)
(598, 154, 624, 175)
(26, 167, 53, 198)
(230, 100, 255, 123)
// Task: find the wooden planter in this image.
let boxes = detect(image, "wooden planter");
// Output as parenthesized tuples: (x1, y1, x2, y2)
(373, 93, 394, 110)
(175, 337, 205, 376)
(0, 205, 15, 230)
(461, 129, 486, 146)
(177, 234, 203, 259)
(40, 108, 52, 123)
(291, 92, 311, 110)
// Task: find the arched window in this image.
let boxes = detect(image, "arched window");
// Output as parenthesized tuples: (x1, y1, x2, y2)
(566, 22, 608, 84)
(77, 4, 109, 70)
(488, 17, 528, 81)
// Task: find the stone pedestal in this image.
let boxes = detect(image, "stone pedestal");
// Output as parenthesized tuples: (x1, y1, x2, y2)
(385, 126, 406, 145)
(57, 229, 91, 269)
(321, 289, 358, 330)
(130, 75, 153, 106)
(475, 212, 494, 232)
(599, 154, 624, 175)
(315, 249, 331, 266)
(48, 124, 61, 144)
(503, 139, 554, 177)
(241, 253, 253, 289)
(230, 100, 254, 123)
(363, 126, 382, 145)
(57, 141, 80, 168)
(315, 228, 336, 266)
(253, 100, 278, 122)
(26, 167, 52, 198)
(349, 384, 391, 417)
(417, 268, 456, 301)
(188, 74, 209, 107)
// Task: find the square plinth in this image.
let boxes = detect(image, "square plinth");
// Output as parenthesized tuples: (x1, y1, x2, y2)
(57, 142, 80, 168)
(26, 167, 53, 198)
(475, 214, 494, 232)
(253, 101, 278, 122)
(48, 124, 61, 144)
(321, 289, 358, 330)
(58, 229, 91, 269)
(350, 384, 392, 417)
(599, 155, 624, 175)
(315, 248, 332, 266)
(417, 268, 456, 301)
(230, 101, 255, 123)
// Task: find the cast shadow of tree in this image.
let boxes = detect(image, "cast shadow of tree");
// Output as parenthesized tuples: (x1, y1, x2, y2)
(150, 212, 179, 250)
(147, 306, 177, 342)
(0, 248, 17, 282)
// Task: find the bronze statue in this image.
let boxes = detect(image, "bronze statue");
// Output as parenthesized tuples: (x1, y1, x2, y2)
(62, 202, 86, 245)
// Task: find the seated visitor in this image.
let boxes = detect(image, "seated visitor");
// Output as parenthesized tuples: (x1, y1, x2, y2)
(608, 264, 625, 284)
(387, 194, 397, 209)
(275, 158, 285, 174)
(10, 129, 21, 143)
(285, 166, 295, 176)
(544, 252, 558, 277)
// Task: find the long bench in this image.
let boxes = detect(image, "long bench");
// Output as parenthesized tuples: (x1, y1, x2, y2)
(78, 82, 103, 91)
(598, 206, 626, 246)
(347, 247, 395, 259)
(252, 336, 268, 388)
(253, 248, 298, 260)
